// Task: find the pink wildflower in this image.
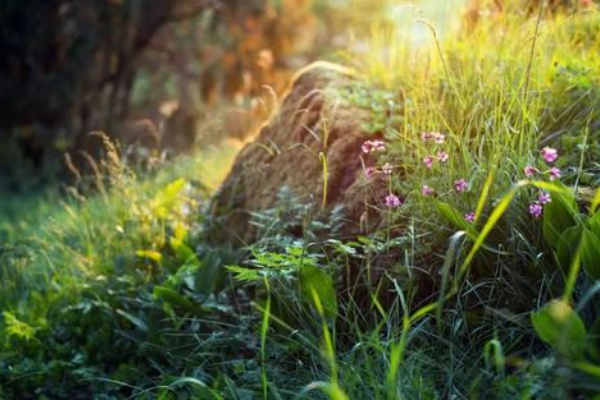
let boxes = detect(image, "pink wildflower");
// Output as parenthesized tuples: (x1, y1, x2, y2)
(524, 166, 538, 178)
(362, 140, 386, 154)
(433, 133, 446, 144)
(371, 140, 386, 152)
(465, 212, 475, 223)
(382, 163, 393, 175)
(421, 132, 433, 141)
(421, 185, 434, 196)
(423, 156, 434, 169)
(540, 147, 558, 163)
(364, 167, 376, 179)
(548, 167, 561, 181)
(454, 178, 468, 193)
(529, 202, 543, 219)
(436, 150, 449, 162)
(538, 192, 552, 205)
(385, 194, 402, 208)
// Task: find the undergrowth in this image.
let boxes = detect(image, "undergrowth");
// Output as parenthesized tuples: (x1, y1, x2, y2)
(1, 2, 599, 400)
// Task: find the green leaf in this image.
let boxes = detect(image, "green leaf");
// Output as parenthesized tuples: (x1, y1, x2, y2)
(531, 299, 587, 360)
(299, 264, 338, 321)
(153, 286, 206, 315)
(437, 202, 468, 231)
(170, 239, 198, 265)
(168, 258, 201, 291)
(580, 229, 600, 279)
(590, 317, 600, 363)
(483, 339, 505, 375)
(2, 311, 37, 342)
(591, 187, 600, 214)
(195, 250, 226, 296)
(226, 265, 262, 281)
(556, 225, 582, 272)
(474, 166, 496, 223)
(589, 211, 600, 237)
(543, 186, 578, 245)
(571, 361, 600, 379)
(115, 309, 148, 332)
(457, 183, 523, 281)
(436, 202, 480, 242)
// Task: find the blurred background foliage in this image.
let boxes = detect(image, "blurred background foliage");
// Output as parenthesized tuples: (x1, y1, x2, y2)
(0, 0, 592, 198)
(0, 0, 396, 192)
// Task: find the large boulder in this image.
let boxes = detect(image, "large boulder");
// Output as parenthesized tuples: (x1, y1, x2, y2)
(210, 61, 389, 246)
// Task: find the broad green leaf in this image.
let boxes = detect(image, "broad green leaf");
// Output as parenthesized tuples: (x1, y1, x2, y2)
(531, 299, 587, 360)
(299, 264, 337, 320)
(195, 250, 225, 296)
(556, 226, 582, 272)
(580, 229, 600, 279)
(589, 211, 600, 237)
(543, 186, 578, 245)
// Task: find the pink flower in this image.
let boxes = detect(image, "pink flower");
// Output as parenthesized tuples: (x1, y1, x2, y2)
(382, 163, 393, 175)
(538, 192, 552, 204)
(422, 131, 446, 144)
(529, 202, 543, 219)
(362, 142, 371, 153)
(421, 132, 433, 141)
(436, 150, 449, 162)
(454, 178, 468, 193)
(385, 194, 402, 208)
(421, 185, 434, 196)
(548, 167, 561, 181)
(364, 167, 376, 179)
(371, 140, 386, 152)
(465, 212, 475, 223)
(540, 147, 558, 163)
(423, 156, 434, 169)
(524, 166, 538, 178)
(362, 140, 386, 154)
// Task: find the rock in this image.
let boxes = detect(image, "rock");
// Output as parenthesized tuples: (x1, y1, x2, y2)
(210, 61, 389, 246)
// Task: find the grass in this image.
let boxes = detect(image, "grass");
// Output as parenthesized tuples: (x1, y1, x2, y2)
(1, 3, 599, 399)
(0, 144, 238, 321)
